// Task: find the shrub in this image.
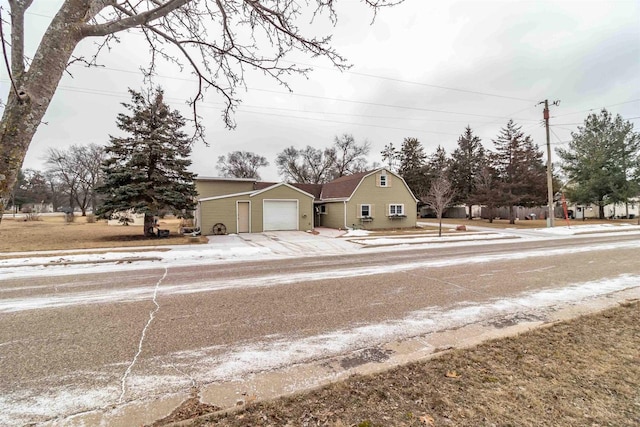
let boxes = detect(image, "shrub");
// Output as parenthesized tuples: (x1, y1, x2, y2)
(86, 214, 96, 223)
(24, 211, 42, 221)
(117, 213, 133, 226)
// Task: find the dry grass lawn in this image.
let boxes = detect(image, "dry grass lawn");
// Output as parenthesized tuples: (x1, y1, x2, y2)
(1, 214, 636, 253)
(0, 214, 205, 253)
(158, 300, 640, 427)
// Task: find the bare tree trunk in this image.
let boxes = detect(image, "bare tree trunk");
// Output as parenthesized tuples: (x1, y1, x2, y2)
(509, 205, 516, 225)
(438, 215, 443, 237)
(144, 213, 156, 237)
(0, 2, 86, 213)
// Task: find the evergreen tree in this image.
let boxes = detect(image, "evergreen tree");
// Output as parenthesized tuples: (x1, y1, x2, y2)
(425, 145, 450, 182)
(398, 137, 428, 199)
(11, 169, 51, 211)
(558, 109, 639, 218)
(449, 126, 485, 218)
(399, 137, 426, 174)
(96, 88, 197, 236)
(472, 165, 501, 223)
(491, 120, 546, 224)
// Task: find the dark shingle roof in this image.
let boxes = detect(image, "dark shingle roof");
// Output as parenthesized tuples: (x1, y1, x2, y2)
(319, 170, 371, 200)
(247, 170, 378, 200)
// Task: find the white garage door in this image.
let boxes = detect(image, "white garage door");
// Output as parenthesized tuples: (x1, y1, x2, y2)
(263, 200, 298, 231)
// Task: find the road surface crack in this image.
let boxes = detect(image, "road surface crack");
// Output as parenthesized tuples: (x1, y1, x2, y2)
(118, 265, 168, 403)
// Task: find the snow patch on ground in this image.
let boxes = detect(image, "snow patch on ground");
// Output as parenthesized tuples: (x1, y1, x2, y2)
(3, 239, 640, 314)
(350, 233, 509, 246)
(0, 385, 118, 427)
(342, 229, 371, 237)
(535, 223, 640, 235)
(101, 274, 640, 401)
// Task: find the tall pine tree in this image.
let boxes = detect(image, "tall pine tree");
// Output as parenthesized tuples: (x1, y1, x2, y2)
(398, 137, 428, 199)
(97, 88, 197, 236)
(491, 120, 546, 224)
(449, 126, 485, 219)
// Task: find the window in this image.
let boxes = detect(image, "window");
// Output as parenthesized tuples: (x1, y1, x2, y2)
(379, 174, 388, 187)
(389, 204, 404, 216)
(359, 204, 371, 218)
(318, 205, 327, 214)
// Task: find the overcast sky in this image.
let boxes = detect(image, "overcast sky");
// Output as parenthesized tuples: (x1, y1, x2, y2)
(2, 0, 639, 182)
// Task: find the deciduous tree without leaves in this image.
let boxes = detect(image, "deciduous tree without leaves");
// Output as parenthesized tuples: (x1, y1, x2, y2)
(424, 176, 455, 237)
(45, 143, 106, 215)
(216, 151, 269, 179)
(0, 0, 401, 220)
(276, 134, 371, 184)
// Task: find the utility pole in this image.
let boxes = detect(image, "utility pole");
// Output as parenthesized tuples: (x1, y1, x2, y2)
(539, 99, 560, 227)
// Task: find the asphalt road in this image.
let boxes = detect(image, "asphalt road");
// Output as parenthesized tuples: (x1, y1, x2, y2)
(1, 233, 640, 425)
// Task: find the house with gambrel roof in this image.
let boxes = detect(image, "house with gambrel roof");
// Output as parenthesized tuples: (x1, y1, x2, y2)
(314, 168, 418, 230)
(194, 167, 417, 234)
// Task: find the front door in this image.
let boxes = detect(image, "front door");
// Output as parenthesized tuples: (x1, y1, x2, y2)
(237, 201, 250, 233)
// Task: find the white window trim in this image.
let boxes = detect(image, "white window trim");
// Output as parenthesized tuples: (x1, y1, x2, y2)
(318, 205, 327, 215)
(359, 204, 372, 218)
(379, 174, 388, 187)
(388, 203, 405, 216)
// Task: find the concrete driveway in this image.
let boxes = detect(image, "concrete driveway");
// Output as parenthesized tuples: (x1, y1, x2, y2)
(204, 228, 359, 256)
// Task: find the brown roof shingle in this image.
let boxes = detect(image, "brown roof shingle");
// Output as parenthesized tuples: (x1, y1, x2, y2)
(249, 169, 379, 200)
(319, 170, 371, 200)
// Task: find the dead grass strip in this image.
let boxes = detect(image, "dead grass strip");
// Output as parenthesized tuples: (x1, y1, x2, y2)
(164, 300, 640, 427)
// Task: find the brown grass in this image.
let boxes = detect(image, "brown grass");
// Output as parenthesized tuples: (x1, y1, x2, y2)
(0, 214, 206, 253)
(173, 300, 640, 427)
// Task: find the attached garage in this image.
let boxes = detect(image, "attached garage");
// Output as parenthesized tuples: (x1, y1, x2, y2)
(197, 183, 314, 235)
(263, 200, 298, 231)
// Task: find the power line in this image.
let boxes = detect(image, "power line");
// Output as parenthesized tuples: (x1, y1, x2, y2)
(246, 86, 540, 121)
(0, 74, 539, 123)
(286, 60, 536, 103)
(551, 99, 640, 118)
(239, 109, 461, 136)
(549, 115, 640, 127)
(240, 104, 482, 124)
(83, 66, 540, 121)
(24, 10, 536, 104)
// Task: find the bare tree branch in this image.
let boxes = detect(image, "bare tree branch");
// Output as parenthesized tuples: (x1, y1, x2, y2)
(0, 0, 404, 217)
(81, 0, 191, 37)
(424, 176, 456, 237)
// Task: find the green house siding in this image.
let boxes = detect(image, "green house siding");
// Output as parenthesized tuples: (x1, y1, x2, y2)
(197, 169, 416, 233)
(346, 173, 417, 229)
(199, 184, 314, 235)
(200, 195, 249, 235)
(196, 180, 254, 199)
(317, 201, 346, 229)
(249, 186, 314, 232)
